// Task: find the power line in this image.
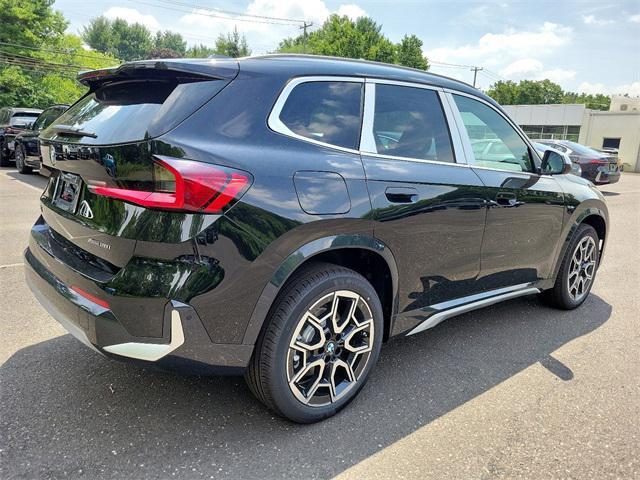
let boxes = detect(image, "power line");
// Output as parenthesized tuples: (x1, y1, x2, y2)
(153, 0, 307, 24)
(127, 0, 306, 26)
(0, 41, 116, 66)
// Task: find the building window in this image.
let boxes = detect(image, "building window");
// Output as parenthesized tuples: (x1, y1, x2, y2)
(602, 138, 621, 150)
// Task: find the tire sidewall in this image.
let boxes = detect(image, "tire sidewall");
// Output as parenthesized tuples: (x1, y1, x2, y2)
(268, 272, 384, 423)
(558, 225, 600, 308)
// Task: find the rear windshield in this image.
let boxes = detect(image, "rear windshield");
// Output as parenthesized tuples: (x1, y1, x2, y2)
(44, 78, 227, 145)
(10, 113, 40, 128)
(564, 141, 605, 157)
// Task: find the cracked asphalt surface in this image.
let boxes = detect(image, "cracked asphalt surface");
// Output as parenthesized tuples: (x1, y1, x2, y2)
(1, 167, 638, 479)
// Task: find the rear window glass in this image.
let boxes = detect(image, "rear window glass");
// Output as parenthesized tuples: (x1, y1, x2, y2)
(44, 78, 226, 145)
(278, 81, 363, 150)
(10, 113, 39, 127)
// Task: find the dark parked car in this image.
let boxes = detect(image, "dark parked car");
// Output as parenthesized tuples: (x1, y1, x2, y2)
(538, 139, 621, 185)
(14, 105, 69, 174)
(532, 141, 582, 177)
(25, 56, 608, 423)
(0, 107, 42, 166)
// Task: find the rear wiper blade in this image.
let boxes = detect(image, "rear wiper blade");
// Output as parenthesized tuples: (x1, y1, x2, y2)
(51, 125, 98, 138)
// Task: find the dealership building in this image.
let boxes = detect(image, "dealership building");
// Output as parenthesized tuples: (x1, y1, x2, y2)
(503, 96, 640, 172)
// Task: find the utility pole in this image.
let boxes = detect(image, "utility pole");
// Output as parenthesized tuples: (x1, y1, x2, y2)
(470, 66, 483, 88)
(300, 21, 313, 53)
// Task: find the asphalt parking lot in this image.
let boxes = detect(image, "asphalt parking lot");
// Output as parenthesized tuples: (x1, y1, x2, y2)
(1, 166, 638, 479)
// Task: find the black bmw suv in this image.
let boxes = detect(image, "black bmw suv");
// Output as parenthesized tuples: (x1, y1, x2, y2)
(25, 56, 608, 423)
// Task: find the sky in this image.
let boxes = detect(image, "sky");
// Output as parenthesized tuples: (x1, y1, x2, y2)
(54, 0, 640, 95)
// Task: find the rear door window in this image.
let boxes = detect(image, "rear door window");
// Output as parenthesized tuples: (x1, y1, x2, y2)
(364, 84, 455, 163)
(277, 81, 363, 150)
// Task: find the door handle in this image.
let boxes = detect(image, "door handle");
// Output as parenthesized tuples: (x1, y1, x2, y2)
(493, 191, 524, 208)
(385, 187, 418, 204)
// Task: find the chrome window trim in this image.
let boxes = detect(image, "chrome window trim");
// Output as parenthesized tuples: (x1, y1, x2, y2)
(444, 88, 548, 175)
(267, 75, 365, 154)
(359, 78, 467, 166)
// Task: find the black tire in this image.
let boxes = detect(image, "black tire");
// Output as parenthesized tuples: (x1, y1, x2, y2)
(0, 140, 10, 167)
(542, 224, 600, 309)
(245, 262, 384, 423)
(15, 145, 32, 174)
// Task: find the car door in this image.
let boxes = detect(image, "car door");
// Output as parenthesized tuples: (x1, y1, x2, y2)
(359, 80, 488, 334)
(448, 92, 565, 290)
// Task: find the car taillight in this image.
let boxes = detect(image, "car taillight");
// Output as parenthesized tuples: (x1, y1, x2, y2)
(587, 159, 607, 165)
(5, 127, 20, 135)
(87, 156, 252, 213)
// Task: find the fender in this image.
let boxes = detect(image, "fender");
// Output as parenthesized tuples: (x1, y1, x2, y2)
(241, 233, 399, 345)
(543, 201, 609, 290)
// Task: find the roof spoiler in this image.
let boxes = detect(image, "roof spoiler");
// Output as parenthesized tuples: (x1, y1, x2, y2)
(77, 58, 239, 88)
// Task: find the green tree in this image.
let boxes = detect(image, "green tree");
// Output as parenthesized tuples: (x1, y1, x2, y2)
(186, 44, 218, 58)
(277, 15, 428, 69)
(396, 34, 429, 70)
(213, 27, 251, 58)
(486, 80, 519, 105)
(0, 0, 67, 47)
(487, 79, 564, 105)
(82, 16, 153, 61)
(562, 91, 610, 110)
(153, 30, 186, 56)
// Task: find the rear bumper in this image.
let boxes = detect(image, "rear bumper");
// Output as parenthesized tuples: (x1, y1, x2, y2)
(24, 247, 253, 374)
(591, 168, 621, 185)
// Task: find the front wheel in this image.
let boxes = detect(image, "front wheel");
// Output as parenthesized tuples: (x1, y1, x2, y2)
(542, 224, 600, 309)
(246, 262, 383, 423)
(15, 146, 32, 174)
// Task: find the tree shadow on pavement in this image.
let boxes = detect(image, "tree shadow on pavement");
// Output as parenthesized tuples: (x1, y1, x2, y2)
(0, 294, 611, 479)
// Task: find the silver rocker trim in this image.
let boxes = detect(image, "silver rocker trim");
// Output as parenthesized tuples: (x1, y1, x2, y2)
(103, 309, 185, 361)
(407, 285, 541, 336)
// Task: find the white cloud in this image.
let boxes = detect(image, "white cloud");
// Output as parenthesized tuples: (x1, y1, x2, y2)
(578, 81, 640, 96)
(426, 22, 572, 68)
(500, 58, 543, 76)
(582, 14, 614, 26)
(177, 0, 366, 52)
(103, 7, 161, 32)
(336, 4, 367, 20)
(499, 58, 575, 83)
(630, 14, 640, 23)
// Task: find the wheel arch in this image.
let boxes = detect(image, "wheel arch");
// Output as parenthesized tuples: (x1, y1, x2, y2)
(242, 234, 399, 346)
(547, 205, 608, 288)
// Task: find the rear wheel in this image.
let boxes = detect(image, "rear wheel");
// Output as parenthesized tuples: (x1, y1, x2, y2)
(246, 262, 383, 423)
(15, 145, 32, 174)
(543, 224, 600, 309)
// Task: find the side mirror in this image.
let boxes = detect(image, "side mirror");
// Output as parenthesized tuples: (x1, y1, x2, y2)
(541, 148, 572, 175)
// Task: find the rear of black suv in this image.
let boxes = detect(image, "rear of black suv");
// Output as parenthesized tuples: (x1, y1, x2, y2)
(24, 58, 271, 373)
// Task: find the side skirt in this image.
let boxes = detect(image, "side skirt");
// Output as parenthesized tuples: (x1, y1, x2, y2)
(406, 283, 541, 336)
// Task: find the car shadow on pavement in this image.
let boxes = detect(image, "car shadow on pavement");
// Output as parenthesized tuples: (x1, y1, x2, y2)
(3, 168, 49, 190)
(0, 294, 611, 479)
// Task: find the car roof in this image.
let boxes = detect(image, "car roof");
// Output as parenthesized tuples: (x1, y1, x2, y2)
(240, 54, 497, 104)
(117, 54, 500, 110)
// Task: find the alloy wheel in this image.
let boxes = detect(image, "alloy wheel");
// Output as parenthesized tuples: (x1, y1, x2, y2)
(567, 236, 597, 301)
(287, 290, 374, 407)
(15, 148, 23, 169)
